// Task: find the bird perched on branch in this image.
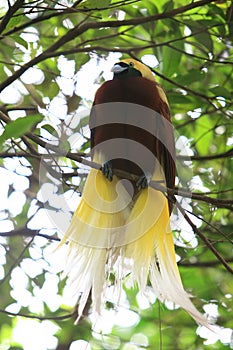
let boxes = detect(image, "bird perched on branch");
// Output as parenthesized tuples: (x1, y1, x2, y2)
(59, 58, 211, 327)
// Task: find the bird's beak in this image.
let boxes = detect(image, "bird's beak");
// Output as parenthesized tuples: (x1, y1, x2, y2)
(111, 63, 128, 74)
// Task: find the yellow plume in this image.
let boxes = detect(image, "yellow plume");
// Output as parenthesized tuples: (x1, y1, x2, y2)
(59, 154, 212, 328)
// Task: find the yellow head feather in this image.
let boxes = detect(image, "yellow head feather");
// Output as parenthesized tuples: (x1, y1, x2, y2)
(119, 58, 155, 82)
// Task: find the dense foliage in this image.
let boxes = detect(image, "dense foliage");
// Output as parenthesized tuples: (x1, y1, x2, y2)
(0, 0, 232, 349)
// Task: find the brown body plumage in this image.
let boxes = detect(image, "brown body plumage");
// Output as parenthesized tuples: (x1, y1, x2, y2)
(91, 67, 176, 195)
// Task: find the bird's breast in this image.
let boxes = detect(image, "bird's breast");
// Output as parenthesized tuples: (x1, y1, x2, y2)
(90, 77, 170, 177)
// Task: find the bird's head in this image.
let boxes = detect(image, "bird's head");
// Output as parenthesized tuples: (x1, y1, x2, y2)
(111, 59, 155, 82)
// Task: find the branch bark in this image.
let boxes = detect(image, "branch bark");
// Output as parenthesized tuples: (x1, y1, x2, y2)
(0, 308, 76, 321)
(0, 0, 24, 34)
(174, 199, 233, 274)
(0, 148, 232, 162)
(0, 0, 216, 93)
(180, 257, 233, 268)
(0, 227, 59, 241)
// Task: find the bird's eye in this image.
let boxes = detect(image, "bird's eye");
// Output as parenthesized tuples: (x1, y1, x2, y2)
(129, 62, 134, 67)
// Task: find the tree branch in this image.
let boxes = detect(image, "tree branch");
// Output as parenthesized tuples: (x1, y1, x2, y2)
(0, 237, 34, 287)
(0, 0, 24, 34)
(180, 257, 233, 268)
(0, 227, 60, 241)
(0, 148, 232, 162)
(2, 0, 139, 37)
(0, 308, 75, 321)
(178, 148, 233, 161)
(0, 0, 216, 93)
(174, 199, 233, 274)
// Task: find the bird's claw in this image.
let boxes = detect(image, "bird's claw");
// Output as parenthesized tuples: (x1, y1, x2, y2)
(102, 161, 113, 181)
(136, 173, 151, 190)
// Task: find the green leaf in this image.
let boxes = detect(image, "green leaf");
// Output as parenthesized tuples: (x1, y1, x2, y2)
(195, 31, 213, 52)
(162, 41, 184, 77)
(41, 124, 59, 138)
(174, 69, 205, 86)
(0, 115, 43, 145)
(11, 35, 28, 49)
(145, 0, 158, 16)
(167, 93, 193, 105)
(5, 14, 23, 31)
(74, 54, 90, 72)
(209, 86, 232, 99)
(81, 0, 111, 9)
(67, 94, 81, 114)
(39, 81, 59, 100)
(186, 20, 214, 53)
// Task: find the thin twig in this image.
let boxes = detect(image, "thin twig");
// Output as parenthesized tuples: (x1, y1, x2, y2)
(0, 237, 34, 287)
(180, 257, 233, 268)
(0, 0, 24, 34)
(174, 200, 233, 274)
(0, 308, 76, 321)
(0, 227, 60, 241)
(0, 0, 216, 92)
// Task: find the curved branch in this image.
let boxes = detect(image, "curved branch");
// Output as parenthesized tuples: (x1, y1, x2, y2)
(0, 148, 232, 162)
(180, 257, 233, 268)
(168, 42, 233, 65)
(174, 199, 233, 274)
(0, 0, 24, 34)
(0, 227, 60, 241)
(2, 0, 139, 37)
(0, 237, 34, 287)
(178, 148, 233, 161)
(0, 308, 75, 321)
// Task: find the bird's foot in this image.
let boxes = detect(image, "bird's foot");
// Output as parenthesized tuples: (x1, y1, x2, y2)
(101, 160, 113, 181)
(136, 172, 151, 190)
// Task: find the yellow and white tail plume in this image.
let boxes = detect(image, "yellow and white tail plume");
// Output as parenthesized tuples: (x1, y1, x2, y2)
(59, 166, 131, 320)
(124, 186, 208, 326)
(59, 158, 210, 327)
